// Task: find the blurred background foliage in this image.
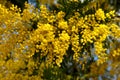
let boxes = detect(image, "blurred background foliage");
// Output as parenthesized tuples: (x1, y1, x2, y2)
(0, 0, 120, 80)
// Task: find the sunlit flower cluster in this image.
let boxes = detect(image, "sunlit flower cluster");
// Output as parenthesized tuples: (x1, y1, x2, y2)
(0, 1, 120, 79)
(95, 8, 106, 21)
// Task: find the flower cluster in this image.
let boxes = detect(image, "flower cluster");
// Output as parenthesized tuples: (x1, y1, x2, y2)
(95, 8, 106, 21)
(0, 1, 120, 79)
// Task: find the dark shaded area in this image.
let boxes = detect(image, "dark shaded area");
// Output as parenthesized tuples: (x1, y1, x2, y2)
(109, 0, 120, 10)
(116, 0, 120, 11)
(9, 0, 28, 10)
